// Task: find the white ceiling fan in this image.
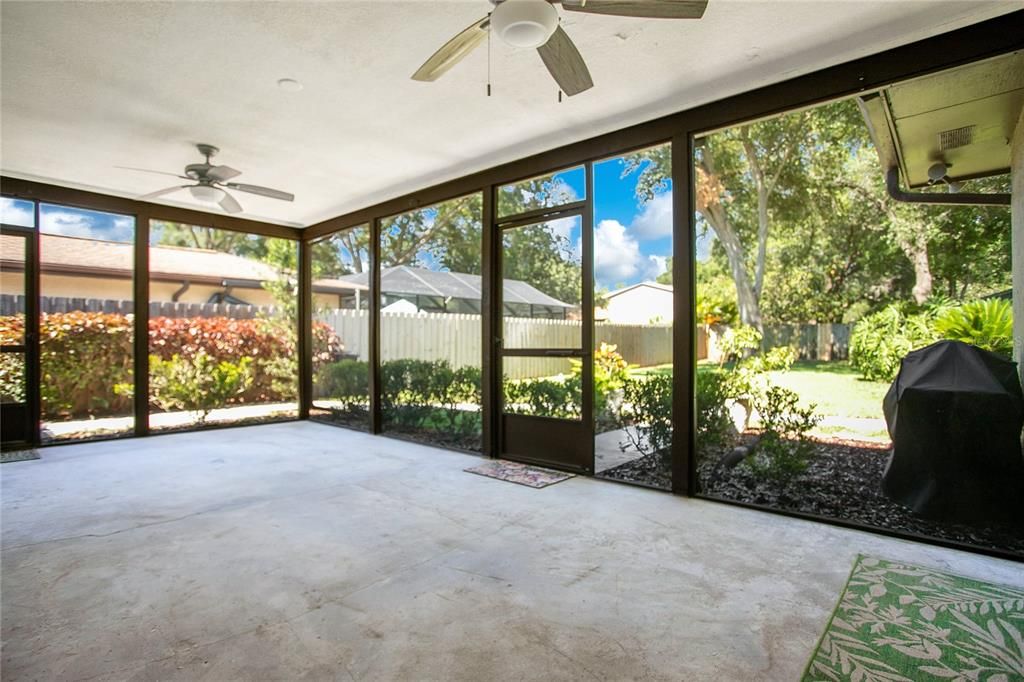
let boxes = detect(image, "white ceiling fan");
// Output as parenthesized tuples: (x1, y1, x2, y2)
(119, 144, 295, 214)
(412, 0, 709, 96)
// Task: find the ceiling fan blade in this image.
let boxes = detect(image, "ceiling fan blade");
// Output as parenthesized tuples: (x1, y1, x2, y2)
(218, 190, 243, 214)
(139, 185, 188, 201)
(561, 0, 708, 19)
(537, 26, 593, 97)
(207, 165, 241, 182)
(412, 16, 489, 82)
(117, 166, 189, 180)
(223, 183, 294, 202)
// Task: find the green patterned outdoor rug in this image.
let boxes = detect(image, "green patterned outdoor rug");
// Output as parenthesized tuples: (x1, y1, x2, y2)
(803, 555, 1024, 681)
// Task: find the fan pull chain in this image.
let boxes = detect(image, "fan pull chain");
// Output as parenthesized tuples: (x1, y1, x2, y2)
(487, 18, 492, 97)
(558, 90, 563, 103)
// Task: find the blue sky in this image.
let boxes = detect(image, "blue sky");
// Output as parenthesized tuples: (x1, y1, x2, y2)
(591, 157, 672, 291)
(1, 198, 135, 243)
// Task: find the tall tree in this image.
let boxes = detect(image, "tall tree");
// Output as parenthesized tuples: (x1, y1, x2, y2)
(626, 112, 811, 329)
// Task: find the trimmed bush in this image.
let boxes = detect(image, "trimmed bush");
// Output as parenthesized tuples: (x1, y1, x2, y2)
(315, 359, 369, 411)
(747, 386, 821, 483)
(37, 311, 135, 418)
(935, 299, 1012, 357)
(503, 374, 582, 420)
(696, 370, 733, 450)
(147, 352, 253, 423)
(614, 374, 673, 456)
(0, 311, 343, 420)
(379, 359, 482, 445)
(850, 304, 939, 382)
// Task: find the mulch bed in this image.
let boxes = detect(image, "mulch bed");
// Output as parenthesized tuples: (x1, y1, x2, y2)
(601, 435, 1024, 556)
(310, 407, 371, 432)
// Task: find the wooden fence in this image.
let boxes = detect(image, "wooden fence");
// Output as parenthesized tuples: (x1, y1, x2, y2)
(1, 294, 282, 320)
(702, 323, 854, 361)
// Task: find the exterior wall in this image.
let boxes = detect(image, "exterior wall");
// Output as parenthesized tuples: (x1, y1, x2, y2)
(605, 287, 674, 324)
(0, 271, 29, 297)
(28, 273, 133, 300)
(149, 280, 277, 307)
(1013, 107, 1024, 379)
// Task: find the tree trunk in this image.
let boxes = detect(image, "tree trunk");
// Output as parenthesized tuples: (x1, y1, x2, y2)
(901, 236, 933, 304)
(697, 158, 763, 329)
(697, 182, 763, 329)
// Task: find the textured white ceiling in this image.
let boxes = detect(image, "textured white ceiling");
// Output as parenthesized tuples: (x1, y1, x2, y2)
(1, 0, 1017, 227)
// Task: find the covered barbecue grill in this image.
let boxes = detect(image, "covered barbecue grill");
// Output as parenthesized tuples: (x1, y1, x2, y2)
(882, 340, 1024, 526)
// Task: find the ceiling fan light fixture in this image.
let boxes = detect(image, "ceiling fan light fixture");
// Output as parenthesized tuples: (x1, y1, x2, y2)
(491, 0, 559, 48)
(189, 184, 223, 203)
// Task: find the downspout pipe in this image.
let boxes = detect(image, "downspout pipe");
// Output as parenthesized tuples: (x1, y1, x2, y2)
(170, 280, 190, 302)
(886, 167, 1010, 207)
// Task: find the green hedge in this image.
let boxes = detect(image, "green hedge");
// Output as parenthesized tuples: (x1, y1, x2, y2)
(851, 299, 1013, 382)
(0, 311, 342, 420)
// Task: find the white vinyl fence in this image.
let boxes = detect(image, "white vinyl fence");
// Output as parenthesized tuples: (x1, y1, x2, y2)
(317, 309, 674, 380)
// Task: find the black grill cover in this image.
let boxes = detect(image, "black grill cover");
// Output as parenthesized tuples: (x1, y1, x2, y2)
(882, 340, 1024, 526)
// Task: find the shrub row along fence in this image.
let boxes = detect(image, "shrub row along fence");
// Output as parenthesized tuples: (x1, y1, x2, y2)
(1, 294, 282, 320)
(316, 308, 673, 379)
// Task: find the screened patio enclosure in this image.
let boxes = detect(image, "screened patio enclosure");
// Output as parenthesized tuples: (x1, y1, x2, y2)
(2, 13, 1023, 560)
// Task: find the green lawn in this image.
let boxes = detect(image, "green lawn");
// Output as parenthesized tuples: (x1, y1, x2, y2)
(629, 360, 890, 440)
(635, 360, 889, 421)
(766, 361, 889, 419)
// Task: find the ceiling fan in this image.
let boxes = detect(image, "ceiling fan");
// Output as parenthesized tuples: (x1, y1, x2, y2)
(120, 144, 295, 214)
(412, 0, 708, 97)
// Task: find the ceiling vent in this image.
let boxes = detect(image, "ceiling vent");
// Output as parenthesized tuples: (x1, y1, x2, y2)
(938, 125, 976, 151)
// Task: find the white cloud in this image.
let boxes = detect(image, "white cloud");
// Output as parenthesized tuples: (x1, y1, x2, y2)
(546, 216, 577, 243)
(40, 210, 100, 238)
(39, 209, 134, 242)
(594, 219, 643, 285)
(631, 191, 673, 239)
(645, 254, 668, 280)
(0, 198, 34, 228)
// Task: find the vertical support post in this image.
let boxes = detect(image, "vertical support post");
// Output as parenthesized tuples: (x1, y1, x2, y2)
(582, 162, 595, 474)
(27, 203, 42, 447)
(369, 217, 382, 434)
(481, 186, 497, 457)
(1011, 108, 1024, 381)
(671, 134, 695, 496)
(298, 237, 313, 420)
(133, 212, 150, 437)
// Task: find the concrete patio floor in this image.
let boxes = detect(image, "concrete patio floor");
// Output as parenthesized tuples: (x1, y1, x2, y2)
(2, 422, 1021, 681)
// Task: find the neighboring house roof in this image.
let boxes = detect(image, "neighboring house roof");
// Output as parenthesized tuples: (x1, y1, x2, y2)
(339, 265, 573, 309)
(605, 281, 673, 299)
(0, 233, 366, 292)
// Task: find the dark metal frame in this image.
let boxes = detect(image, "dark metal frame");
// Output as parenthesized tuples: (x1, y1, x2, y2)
(494, 180, 595, 473)
(2, 11, 1021, 557)
(0, 180, 304, 450)
(0, 219, 40, 448)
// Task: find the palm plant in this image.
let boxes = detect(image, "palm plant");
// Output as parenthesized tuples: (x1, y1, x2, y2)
(935, 299, 1013, 357)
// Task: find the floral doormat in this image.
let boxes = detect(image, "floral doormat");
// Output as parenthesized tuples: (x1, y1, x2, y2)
(803, 555, 1024, 681)
(464, 460, 575, 488)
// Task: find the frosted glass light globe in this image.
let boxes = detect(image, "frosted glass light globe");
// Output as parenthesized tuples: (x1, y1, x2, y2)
(189, 185, 222, 203)
(491, 0, 559, 49)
